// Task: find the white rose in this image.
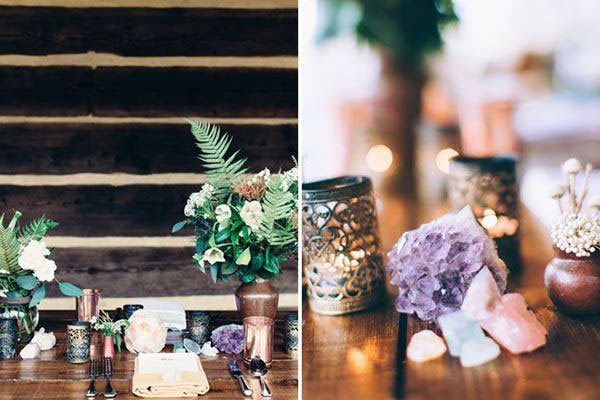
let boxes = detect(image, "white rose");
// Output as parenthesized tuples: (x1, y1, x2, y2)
(203, 248, 225, 265)
(240, 201, 263, 231)
(18, 240, 50, 271)
(33, 258, 57, 282)
(215, 204, 232, 226)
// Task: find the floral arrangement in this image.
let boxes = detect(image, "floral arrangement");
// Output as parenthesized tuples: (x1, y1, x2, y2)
(387, 206, 508, 321)
(0, 211, 83, 308)
(211, 323, 244, 354)
(550, 158, 599, 257)
(172, 121, 298, 283)
(91, 310, 130, 352)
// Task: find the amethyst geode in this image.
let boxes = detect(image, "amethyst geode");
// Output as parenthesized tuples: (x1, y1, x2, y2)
(387, 206, 508, 321)
(211, 324, 244, 354)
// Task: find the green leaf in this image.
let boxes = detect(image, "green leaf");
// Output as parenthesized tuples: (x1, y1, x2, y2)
(171, 220, 187, 233)
(16, 275, 38, 290)
(251, 252, 264, 272)
(29, 285, 46, 307)
(195, 238, 206, 255)
(210, 264, 219, 283)
(221, 262, 238, 275)
(240, 272, 255, 283)
(114, 334, 123, 352)
(18, 216, 59, 245)
(58, 282, 84, 297)
(264, 255, 280, 274)
(193, 253, 205, 273)
(235, 247, 251, 266)
(215, 227, 230, 243)
(0, 220, 22, 274)
(240, 226, 250, 242)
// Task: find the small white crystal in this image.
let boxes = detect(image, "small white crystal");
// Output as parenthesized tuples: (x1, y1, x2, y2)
(31, 327, 56, 351)
(20, 342, 41, 359)
(200, 341, 219, 357)
(459, 337, 500, 367)
(406, 330, 447, 362)
(437, 310, 485, 357)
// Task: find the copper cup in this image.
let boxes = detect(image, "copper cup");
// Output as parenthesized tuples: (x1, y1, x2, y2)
(243, 316, 274, 368)
(76, 289, 100, 322)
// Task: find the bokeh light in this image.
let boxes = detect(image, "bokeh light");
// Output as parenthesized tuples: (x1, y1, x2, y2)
(366, 144, 394, 173)
(435, 148, 459, 174)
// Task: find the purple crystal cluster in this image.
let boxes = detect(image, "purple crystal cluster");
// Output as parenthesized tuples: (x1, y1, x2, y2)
(387, 206, 508, 321)
(211, 324, 244, 354)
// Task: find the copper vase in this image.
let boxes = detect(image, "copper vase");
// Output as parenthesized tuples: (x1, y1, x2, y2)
(103, 335, 115, 358)
(544, 248, 600, 315)
(235, 279, 278, 367)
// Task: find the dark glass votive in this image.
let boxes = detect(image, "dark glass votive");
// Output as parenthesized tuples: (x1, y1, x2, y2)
(0, 317, 18, 359)
(188, 311, 210, 346)
(284, 314, 298, 357)
(123, 304, 144, 319)
(448, 156, 521, 270)
(66, 321, 91, 364)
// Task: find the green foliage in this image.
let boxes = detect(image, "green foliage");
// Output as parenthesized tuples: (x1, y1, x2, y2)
(317, 0, 457, 67)
(29, 284, 45, 307)
(19, 216, 59, 246)
(0, 215, 22, 274)
(258, 183, 296, 247)
(189, 121, 247, 199)
(16, 275, 38, 290)
(58, 282, 84, 297)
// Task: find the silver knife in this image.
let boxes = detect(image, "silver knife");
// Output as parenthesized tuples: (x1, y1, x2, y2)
(229, 360, 253, 397)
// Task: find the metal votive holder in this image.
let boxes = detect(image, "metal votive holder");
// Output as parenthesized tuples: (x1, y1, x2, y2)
(123, 304, 144, 319)
(284, 314, 298, 357)
(0, 317, 18, 359)
(188, 311, 211, 346)
(66, 321, 91, 364)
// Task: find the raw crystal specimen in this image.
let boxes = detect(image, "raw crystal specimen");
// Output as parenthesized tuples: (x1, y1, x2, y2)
(20, 343, 41, 359)
(406, 330, 447, 362)
(437, 310, 485, 357)
(460, 337, 500, 367)
(388, 206, 509, 321)
(124, 310, 167, 354)
(461, 267, 502, 320)
(211, 324, 244, 354)
(480, 293, 547, 354)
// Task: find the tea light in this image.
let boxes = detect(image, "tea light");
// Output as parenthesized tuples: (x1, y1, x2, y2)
(448, 156, 520, 270)
(302, 176, 386, 315)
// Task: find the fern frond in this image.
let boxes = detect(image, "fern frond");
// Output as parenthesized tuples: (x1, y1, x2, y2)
(19, 216, 59, 246)
(259, 184, 296, 246)
(0, 222, 21, 274)
(190, 121, 247, 198)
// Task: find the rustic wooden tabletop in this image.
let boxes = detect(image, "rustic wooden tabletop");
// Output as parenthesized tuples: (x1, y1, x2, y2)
(0, 310, 298, 400)
(302, 197, 600, 400)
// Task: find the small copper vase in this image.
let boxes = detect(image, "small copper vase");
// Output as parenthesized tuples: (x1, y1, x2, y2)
(103, 335, 115, 358)
(235, 279, 278, 367)
(544, 248, 600, 315)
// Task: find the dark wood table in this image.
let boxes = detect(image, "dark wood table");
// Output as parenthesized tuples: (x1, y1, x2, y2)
(302, 197, 600, 400)
(0, 310, 298, 399)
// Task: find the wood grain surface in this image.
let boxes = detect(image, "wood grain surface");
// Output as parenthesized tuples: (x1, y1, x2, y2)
(0, 7, 297, 56)
(0, 310, 298, 400)
(0, 123, 297, 174)
(0, 66, 297, 117)
(302, 196, 600, 400)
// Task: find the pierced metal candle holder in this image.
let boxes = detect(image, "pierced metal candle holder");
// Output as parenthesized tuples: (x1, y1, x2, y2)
(284, 314, 298, 357)
(0, 317, 18, 359)
(188, 311, 210, 346)
(123, 304, 144, 319)
(66, 321, 91, 364)
(303, 176, 385, 315)
(448, 156, 521, 270)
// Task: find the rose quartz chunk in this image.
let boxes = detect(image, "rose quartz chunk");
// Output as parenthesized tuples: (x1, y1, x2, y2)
(461, 267, 502, 320)
(407, 330, 447, 362)
(480, 293, 547, 354)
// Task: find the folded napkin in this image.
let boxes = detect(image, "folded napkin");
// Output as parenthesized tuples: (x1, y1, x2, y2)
(132, 353, 210, 397)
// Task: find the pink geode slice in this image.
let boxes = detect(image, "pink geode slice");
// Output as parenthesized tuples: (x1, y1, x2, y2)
(480, 293, 547, 354)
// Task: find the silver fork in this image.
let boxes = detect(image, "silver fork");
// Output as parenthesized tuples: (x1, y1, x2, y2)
(86, 358, 99, 397)
(102, 357, 117, 398)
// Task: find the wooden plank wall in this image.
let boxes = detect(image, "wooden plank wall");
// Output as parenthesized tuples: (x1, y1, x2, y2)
(0, 0, 298, 308)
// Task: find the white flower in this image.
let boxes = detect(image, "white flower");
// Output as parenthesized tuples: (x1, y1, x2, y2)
(551, 212, 600, 257)
(589, 194, 600, 211)
(251, 168, 271, 185)
(183, 184, 215, 217)
(0, 289, 6, 298)
(33, 258, 57, 282)
(31, 328, 56, 351)
(203, 248, 225, 265)
(215, 204, 232, 225)
(562, 158, 582, 175)
(18, 240, 50, 271)
(240, 201, 263, 231)
(20, 343, 41, 359)
(281, 167, 298, 191)
(549, 184, 567, 199)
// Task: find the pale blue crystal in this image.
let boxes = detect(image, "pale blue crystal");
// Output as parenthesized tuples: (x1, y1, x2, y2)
(437, 310, 485, 357)
(460, 337, 500, 367)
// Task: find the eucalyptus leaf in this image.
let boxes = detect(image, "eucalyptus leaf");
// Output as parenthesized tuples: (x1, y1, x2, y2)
(29, 284, 46, 307)
(215, 227, 230, 243)
(195, 237, 206, 255)
(235, 248, 251, 266)
(221, 262, 238, 275)
(210, 264, 219, 283)
(16, 275, 38, 290)
(264, 256, 280, 274)
(171, 220, 187, 233)
(58, 282, 84, 297)
(251, 253, 264, 272)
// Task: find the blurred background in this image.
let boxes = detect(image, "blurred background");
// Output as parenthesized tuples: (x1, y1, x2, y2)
(301, 0, 600, 232)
